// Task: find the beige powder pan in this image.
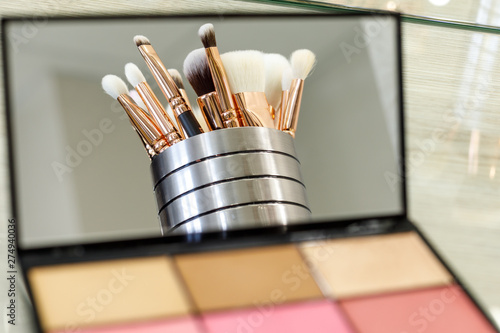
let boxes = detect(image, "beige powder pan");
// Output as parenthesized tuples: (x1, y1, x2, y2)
(175, 244, 324, 312)
(299, 231, 453, 299)
(28, 256, 193, 332)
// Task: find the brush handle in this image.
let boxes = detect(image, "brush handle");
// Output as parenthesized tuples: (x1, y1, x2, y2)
(221, 110, 241, 128)
(136, 82, 182, 146)
(198, 93, 224, 130)
(205, 47, 235, 112)
(177, 110, 204, 137)
(117, 95, 169, 154)
(233, 92, 274, 128)
(282, 79, 304, 137)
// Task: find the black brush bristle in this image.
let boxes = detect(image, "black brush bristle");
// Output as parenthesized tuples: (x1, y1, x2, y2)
(183, 48, 216, 96)
(198, 23, 216, 48)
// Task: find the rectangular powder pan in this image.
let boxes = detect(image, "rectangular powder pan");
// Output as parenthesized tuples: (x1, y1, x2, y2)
(299, 231, 453, 299)
(175, 244, 324, 313)
(28, 256, 193, 332)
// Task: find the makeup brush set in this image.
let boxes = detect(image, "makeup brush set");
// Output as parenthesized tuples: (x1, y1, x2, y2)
(101, 23, 315, 233)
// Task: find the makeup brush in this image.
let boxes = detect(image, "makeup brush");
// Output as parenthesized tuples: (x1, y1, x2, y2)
(277, 67, 293, 130)
(125, 63, 182, 145)
(198, 23, 242, 127)
(221, 50, 274, 128)
(134, 35, 204, 137)
(101, 74, 167, 156)
(168, 68, 192, 108)
(264, 53, 291, 114)
(117, 87, 157, 158)
(183, 48, 224, 131)
(168, 68, 209, 133)
(281, 49, 316, 138)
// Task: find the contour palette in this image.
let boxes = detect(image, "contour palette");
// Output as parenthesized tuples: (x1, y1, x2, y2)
(26, 231, 498, 333)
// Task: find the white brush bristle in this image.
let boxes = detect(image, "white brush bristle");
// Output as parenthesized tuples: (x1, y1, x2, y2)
(221, 50, 265, 94)
(129, 89, 147, 110)
(198, 23, 216, 48)
(124, 63, 146, 88)
(101, 75, 129, 99)
(290, 49, 316, 80)
(168, 68, 184, 89)
(183, 48, 205, 78)
(198, 23, 213, 37)
(133, 35, 150, 46)
(264, 53, 290, 110)
(168, 68, 181, 79)
(281, 68, 293, 91)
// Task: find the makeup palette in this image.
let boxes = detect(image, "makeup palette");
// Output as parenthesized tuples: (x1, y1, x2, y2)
(23, 229, 498, 333)
(2, 12, 498, 333)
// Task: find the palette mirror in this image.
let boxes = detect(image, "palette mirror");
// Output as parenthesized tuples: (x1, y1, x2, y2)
(3, 14, 403, 249)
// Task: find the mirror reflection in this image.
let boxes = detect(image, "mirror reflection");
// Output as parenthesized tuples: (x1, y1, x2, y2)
(4, 14, 402, 248)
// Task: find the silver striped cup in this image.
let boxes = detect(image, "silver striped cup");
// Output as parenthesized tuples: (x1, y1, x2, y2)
(150, 127, 311, 235)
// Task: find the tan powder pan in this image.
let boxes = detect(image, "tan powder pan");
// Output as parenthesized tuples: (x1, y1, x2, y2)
(299, 231, 453, 299)
(175, 244, 324, 312)
(28, 256, 193, 332)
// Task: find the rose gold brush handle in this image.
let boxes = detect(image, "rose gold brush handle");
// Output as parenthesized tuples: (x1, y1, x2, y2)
(281, 79, 304, 138)
(138, 45, 204, 137)
(233, 92, 274, 128)
(205, 47, 243, 127)
(117, 94, 169, 154)
(197, 92, 224, 130)
(276, 90, 289, 130)
(136, 82, 182, 146)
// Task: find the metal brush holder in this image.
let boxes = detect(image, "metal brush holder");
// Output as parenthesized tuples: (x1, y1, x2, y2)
(150, 127, 311, 235)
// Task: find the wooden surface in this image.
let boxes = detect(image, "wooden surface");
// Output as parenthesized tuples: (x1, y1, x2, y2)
(1, 0, 499, 331)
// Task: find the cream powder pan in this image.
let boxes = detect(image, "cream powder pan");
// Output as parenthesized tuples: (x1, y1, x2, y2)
(299, 231, 453, 299)
(28, 256, 192, 332)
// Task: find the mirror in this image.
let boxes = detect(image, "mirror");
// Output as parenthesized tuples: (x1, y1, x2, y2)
(4, 14, 403, 249)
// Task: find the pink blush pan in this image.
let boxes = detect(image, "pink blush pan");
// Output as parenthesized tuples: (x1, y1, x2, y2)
(202, 299, 355, 333)
(340, 284, 497, 333)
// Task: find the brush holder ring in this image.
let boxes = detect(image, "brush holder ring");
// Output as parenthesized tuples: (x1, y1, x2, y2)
(150, 127, 311, 235)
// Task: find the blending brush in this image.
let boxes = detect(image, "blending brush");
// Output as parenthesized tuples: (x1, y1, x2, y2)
(101, 74, 168, 157)
(183, 48, 224, 131)
(168, 68, 210, 133)
(198, 23, 242, 127)
(125, 63, 183, 145)
(221, 50, 274, 128)
(134, 35, 204, 137)
(281, 49, 316, 138)
(264, 53, 291, 118)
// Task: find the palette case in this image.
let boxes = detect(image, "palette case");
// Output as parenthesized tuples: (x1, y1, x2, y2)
(3, 12, 499, 333)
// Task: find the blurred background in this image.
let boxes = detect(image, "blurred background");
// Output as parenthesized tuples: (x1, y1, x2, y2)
(0, 0, 499, 331)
